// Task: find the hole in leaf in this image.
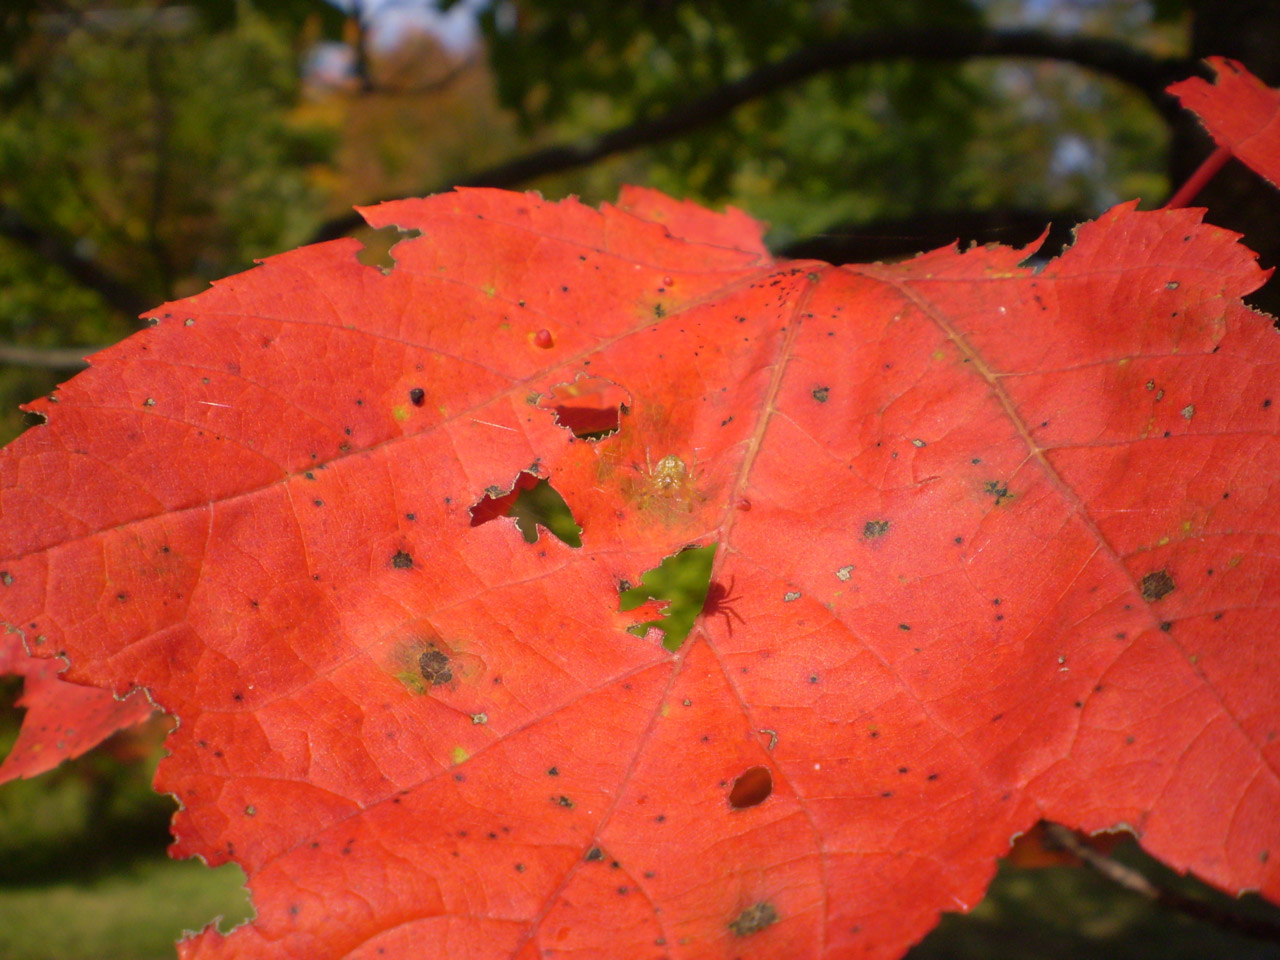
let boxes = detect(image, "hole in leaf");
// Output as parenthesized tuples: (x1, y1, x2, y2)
(355, 224, 422, 273)
(469, 471, 582, 547)
(619, 544, 715, 651)
(729, 765, 772, 808)
(538, 375, 631, 440)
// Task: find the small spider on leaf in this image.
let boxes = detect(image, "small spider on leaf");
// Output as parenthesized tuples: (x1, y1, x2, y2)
(700, 576, 745, 637)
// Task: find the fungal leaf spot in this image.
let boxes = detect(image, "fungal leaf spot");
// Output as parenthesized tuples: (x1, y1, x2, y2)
(419, 646, 453, 686)
(983, 480, 1013, 506)
(378, 623, 472, 697)
(1140, 569, 1176, 602)
(863, 520, 890, 539)
(729, 902, 778, 937)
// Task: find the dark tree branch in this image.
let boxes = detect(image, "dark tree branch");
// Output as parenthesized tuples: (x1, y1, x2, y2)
(0, 204, 151, 318)
(310, 27, 1199, 243)
(1042, 823, 1280, 944)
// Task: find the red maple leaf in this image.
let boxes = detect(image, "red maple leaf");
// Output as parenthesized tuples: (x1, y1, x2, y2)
(0, 631, 154, 783)
(1170, 56, 1280, 188)
(2, 64, 1279, 960)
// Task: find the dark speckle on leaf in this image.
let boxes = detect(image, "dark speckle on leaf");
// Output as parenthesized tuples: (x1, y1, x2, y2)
(863, 520, 890, 539)
(391, 550, 413, 569)
(812, 386, 830, 403)
(984, 480, 1012, 505)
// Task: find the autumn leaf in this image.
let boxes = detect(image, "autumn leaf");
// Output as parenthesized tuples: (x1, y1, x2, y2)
(1170, 56, 1280, 187)
(3, 80, 1280, 960)
(0, 630, 154, 783)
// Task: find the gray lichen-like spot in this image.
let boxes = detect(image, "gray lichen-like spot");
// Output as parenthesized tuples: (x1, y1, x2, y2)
(729, 902, 778, 937)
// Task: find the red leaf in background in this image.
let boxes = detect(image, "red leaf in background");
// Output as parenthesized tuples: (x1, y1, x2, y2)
(0, 631, 153, 783)
(1170, 56, 1280, 187)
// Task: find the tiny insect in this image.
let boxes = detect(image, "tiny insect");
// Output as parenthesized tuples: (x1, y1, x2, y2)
(701, 576, 745, 636)
(636, 449, 700, 506)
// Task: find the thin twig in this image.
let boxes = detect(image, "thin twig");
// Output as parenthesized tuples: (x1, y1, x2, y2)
(0, 345, 97, 370)
(1042, 823, 1280, 944)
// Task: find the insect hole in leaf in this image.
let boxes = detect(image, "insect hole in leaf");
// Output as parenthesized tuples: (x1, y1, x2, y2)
(537, 375, 631, 440)
(728, 765, 773, 808)
(619, 543, 716, 651)
(469, 471, 582, 547)
(353, 224, 422, 273)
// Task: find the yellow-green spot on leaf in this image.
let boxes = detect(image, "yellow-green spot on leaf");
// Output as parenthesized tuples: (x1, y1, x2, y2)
(482, 284, 496, 297)
(392, 405, 409, 422)
(451, 746, 470, 764)
(396, 670, 427, 696)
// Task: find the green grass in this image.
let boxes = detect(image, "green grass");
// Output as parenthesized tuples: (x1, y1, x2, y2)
(0, 856, 252, 960)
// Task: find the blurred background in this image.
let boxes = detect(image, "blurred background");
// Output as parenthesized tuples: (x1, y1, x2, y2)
(2, 1, 1280, 957)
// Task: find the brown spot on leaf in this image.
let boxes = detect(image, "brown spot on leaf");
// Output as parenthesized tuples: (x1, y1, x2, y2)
(1140, 569, 1175, 602)
(863, 520, 890, 539)
(729, 902, 779, 937)
(418, 647, 453, 686)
